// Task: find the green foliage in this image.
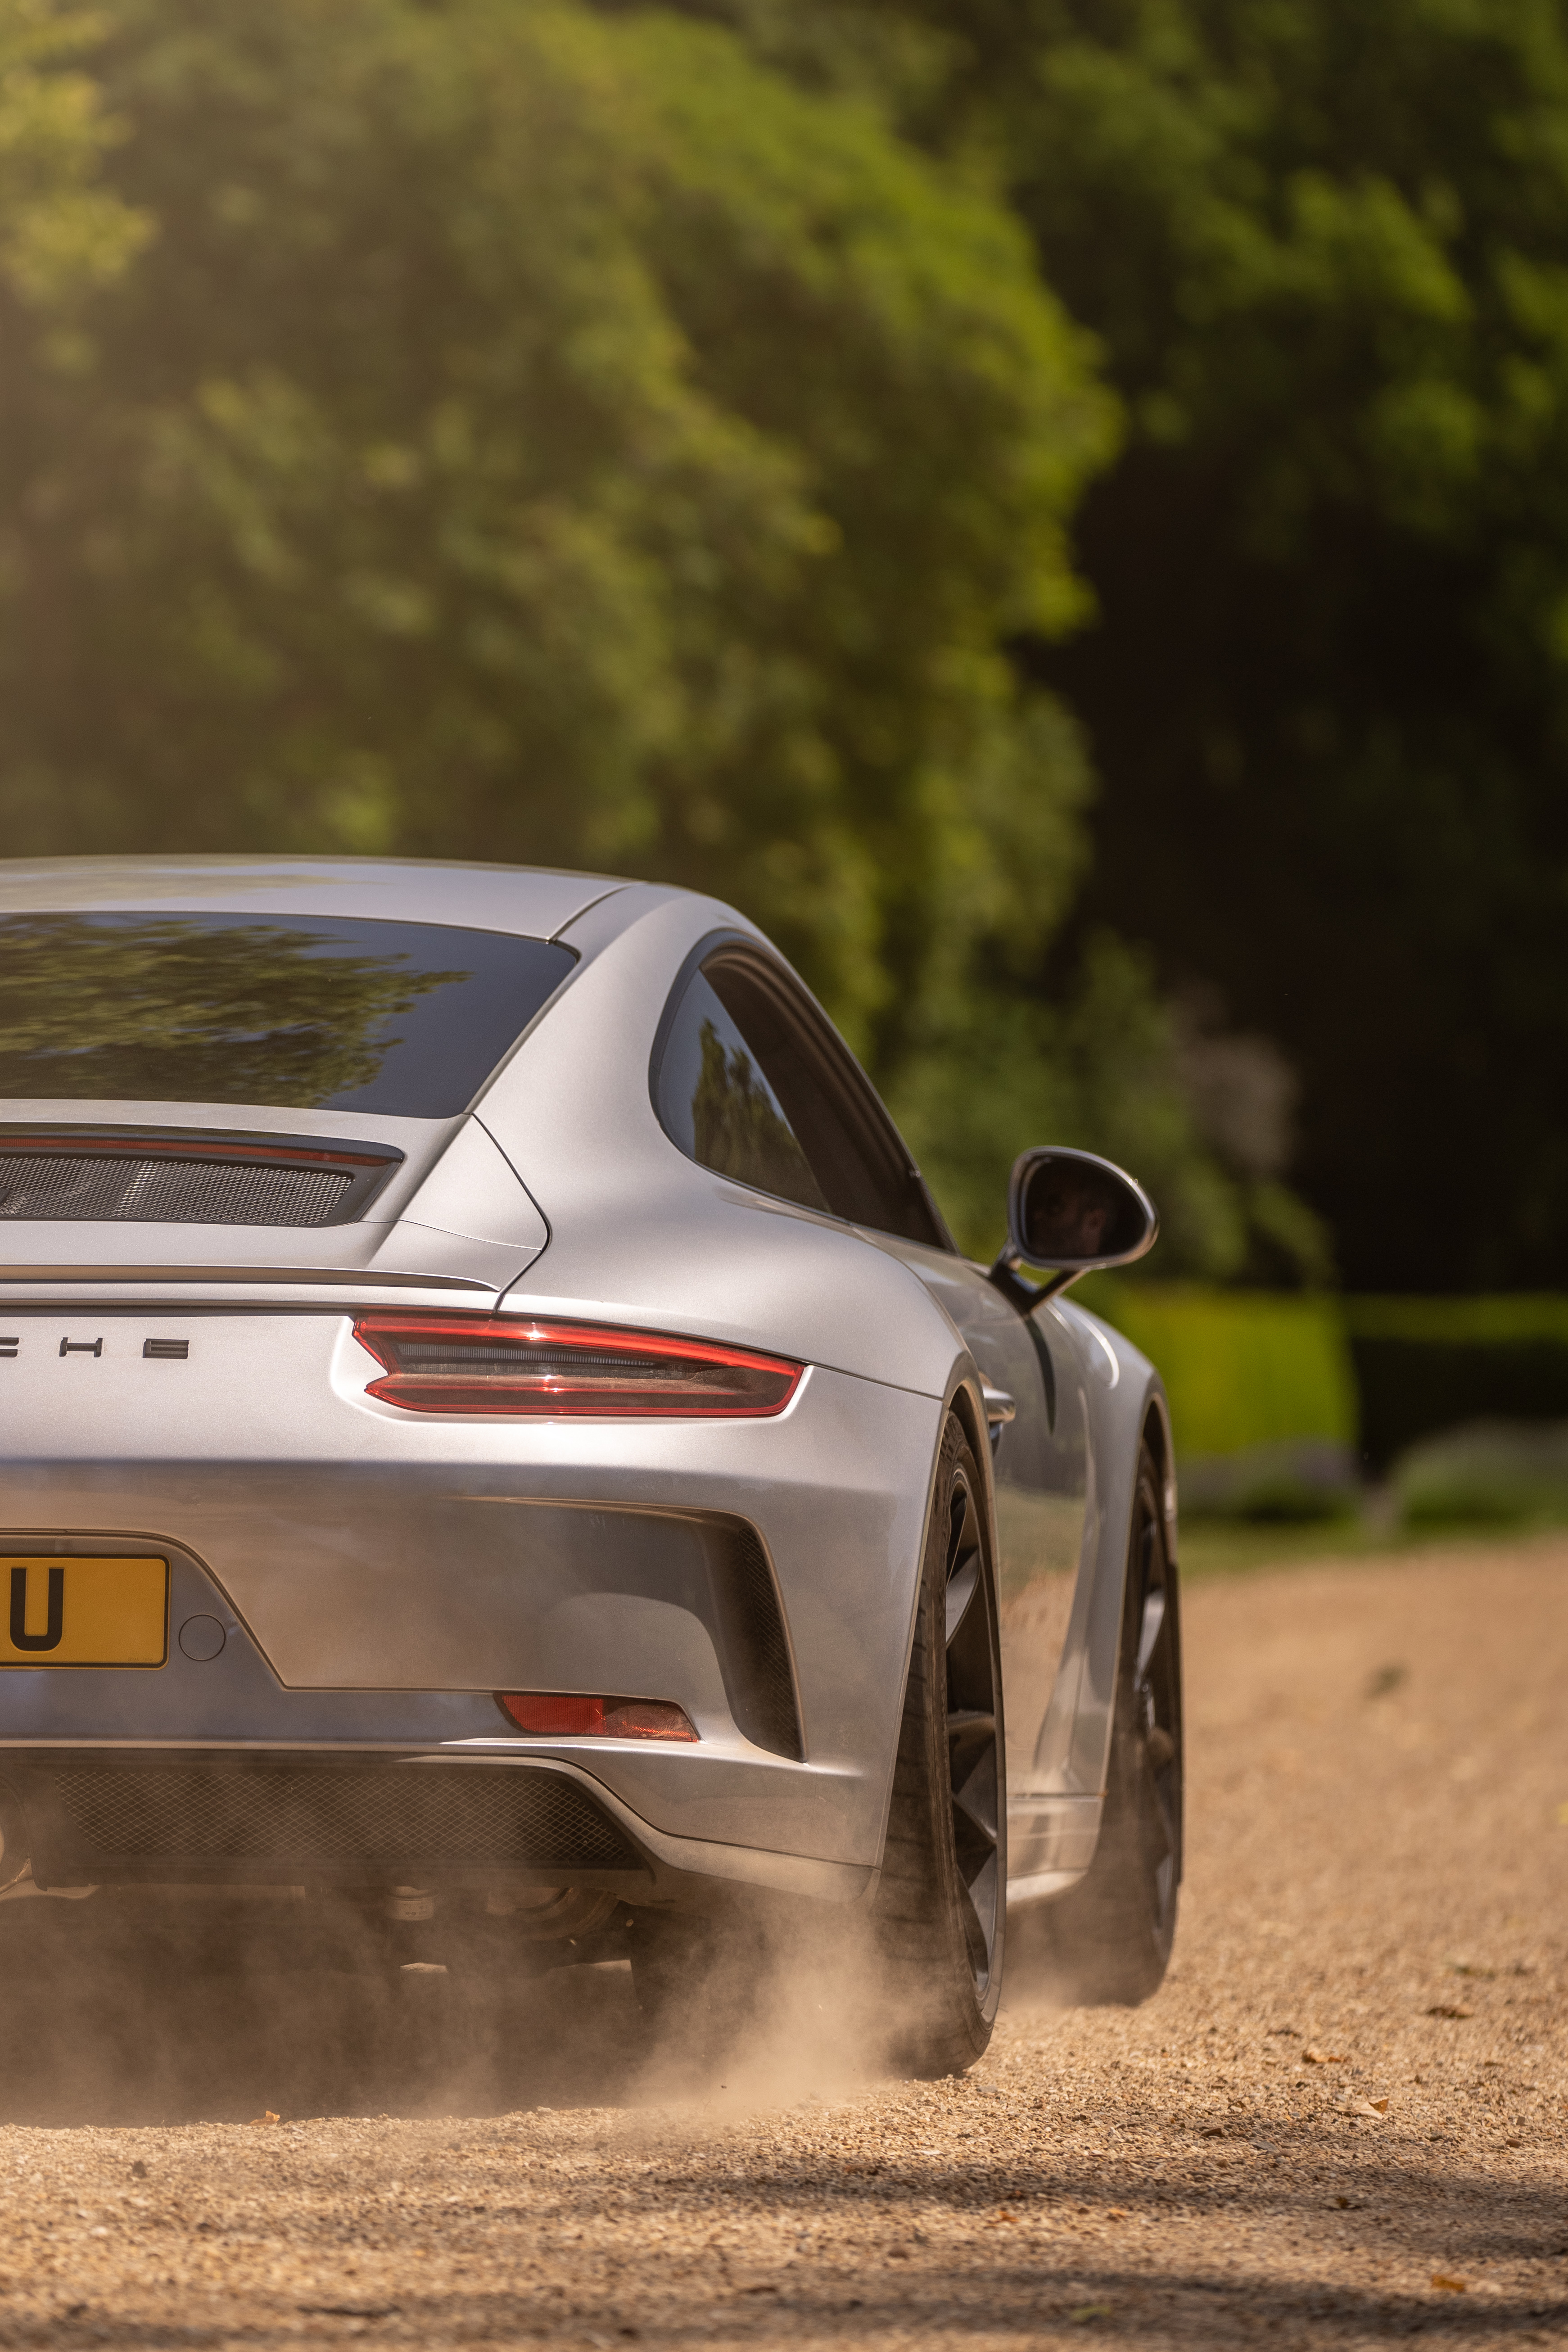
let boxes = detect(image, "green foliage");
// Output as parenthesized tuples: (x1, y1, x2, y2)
(0, 0, 147, 308)
(726, 0, 1568, 1289)
(0, 0, 1333, 1279)
(1080, 1278, 1358, 1460)
(0, 0, 1111, 1072)
(891, 931, 1243, 1268)
(1347, 1294, 1568, 1469)
(1346, 1296, 1568, 1344)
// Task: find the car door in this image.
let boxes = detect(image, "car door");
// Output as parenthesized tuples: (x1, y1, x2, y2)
(649, 935, 1093, 1878)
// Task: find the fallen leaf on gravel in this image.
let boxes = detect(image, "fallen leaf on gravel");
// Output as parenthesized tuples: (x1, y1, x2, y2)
(982, 2210, 1017, 2227)
(1426, 2004, 1475, 2019)
(246, 2111, 280, 2126)
(1303, 2047, 1347, 2064)
(1431, 2274, 1468, 2293)
(1069, 2305, 1113, 2325)
(1342, 2097, 1389, 2118)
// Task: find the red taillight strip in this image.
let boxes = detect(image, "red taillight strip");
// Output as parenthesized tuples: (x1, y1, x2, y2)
(351, 1313, 803, 1418)
(496, 1692, 698, 1741)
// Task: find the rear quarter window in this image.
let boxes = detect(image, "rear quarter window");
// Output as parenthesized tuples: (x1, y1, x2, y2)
(653, 942, 951, 1250)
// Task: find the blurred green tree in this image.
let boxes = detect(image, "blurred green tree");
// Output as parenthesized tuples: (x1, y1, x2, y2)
(757, 0, 1568, 1288)
(0, 0, 146, 306)
(0, 1, 1106, 1051)
(0, 0, 1280, 1269)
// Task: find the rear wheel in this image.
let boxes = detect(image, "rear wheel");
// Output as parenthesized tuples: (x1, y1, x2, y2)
(1042, 1440, 1182, 2005)
(874, 1415, 1006, 2076)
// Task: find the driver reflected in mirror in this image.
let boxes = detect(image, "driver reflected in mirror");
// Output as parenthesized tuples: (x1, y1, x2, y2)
(1023, 1162, 1121, 1262)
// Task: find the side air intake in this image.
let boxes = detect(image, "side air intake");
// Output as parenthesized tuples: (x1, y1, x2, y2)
(710, 1520, 804, 1761)
(0, 1132, 399, 1228)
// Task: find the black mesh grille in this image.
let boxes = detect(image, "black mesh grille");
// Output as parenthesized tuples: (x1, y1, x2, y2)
(714, 1524, 802, 1761)
(44, 1764, 637, 1870)
(0, 1152, 353, 1227)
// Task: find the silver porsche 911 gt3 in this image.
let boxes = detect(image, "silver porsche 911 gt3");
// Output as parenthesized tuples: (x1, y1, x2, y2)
(0, 856, 1181, 2074)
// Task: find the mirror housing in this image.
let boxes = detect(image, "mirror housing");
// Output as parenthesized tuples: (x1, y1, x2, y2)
(990, 1147, 1157, 1311)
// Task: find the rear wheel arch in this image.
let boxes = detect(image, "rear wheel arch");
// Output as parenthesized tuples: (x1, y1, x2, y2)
(946, 1370, 993, 1500)
(1025, 1434, 1183, 2004)
(1139, 1389, 1178, 1556)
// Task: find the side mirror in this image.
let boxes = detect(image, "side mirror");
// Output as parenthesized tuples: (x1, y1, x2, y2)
(991, 1147, 1157, 1309)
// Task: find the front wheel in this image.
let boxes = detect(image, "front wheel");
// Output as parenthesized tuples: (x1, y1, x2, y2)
(1039, 1439, 1183, 2004)
(874, 1414, 1006, 2076)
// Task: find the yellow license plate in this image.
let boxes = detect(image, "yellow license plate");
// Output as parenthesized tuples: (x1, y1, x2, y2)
(0, 1556, 168, 1668)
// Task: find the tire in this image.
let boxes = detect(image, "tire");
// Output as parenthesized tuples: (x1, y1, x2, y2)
(874, 1413, 1007, 2076)
(1041, 1439, 1183, 2005)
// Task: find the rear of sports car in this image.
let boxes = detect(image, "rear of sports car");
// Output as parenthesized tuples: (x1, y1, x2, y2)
(0, 861, 962, 2007)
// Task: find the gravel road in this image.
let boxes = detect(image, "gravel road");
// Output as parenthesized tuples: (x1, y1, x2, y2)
(0, 1536, 1563, 2348)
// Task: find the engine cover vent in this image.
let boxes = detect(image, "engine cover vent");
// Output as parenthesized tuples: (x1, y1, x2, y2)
(0, 1131, 400, 1228)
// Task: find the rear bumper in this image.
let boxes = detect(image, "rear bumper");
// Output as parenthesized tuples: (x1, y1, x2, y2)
(0, 1313, 944, 1882)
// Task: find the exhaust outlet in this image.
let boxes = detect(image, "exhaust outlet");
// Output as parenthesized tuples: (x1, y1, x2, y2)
(386, 1886, 435, 1922)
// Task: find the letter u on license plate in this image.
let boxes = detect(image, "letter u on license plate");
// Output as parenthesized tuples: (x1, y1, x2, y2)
(0, 1557, 168, 1667)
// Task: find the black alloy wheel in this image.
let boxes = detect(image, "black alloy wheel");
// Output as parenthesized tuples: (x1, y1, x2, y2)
(1040, 1439, 1183, 2005)
(876, 1414, 1006, 2075)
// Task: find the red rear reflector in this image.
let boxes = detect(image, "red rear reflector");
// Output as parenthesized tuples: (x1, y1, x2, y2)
(496, 1692, 698, 1742)
(352, 1315, 801, 1418)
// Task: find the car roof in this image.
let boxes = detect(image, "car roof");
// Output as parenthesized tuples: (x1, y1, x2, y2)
(0, 855, 632, 939)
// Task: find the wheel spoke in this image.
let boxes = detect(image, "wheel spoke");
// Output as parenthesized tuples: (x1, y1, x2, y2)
(944, 1556, 979, 1646)
(1122, 1476, 1183, 1950)
(941, 1463, 1002, 1999)
(1135, 1588, 1166, 1679)
(956, 1851, 997, 1981)
(951, 1743, 999, 1849)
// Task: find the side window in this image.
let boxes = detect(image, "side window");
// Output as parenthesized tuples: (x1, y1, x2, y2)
(654, 945, 951, 1250)
(654, 971, 828, 1214)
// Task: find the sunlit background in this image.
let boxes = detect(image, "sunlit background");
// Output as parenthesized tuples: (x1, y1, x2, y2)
(6, 0, 1568, 1548)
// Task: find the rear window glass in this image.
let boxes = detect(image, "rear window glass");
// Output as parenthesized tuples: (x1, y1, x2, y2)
(0, 914, 575, 1116)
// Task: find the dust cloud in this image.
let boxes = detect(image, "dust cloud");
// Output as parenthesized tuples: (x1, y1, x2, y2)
(0, 1876, 901, 2132)
(0, 1537, 1563, 2347)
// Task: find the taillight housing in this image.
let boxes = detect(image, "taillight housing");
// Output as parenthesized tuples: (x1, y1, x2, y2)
(351, 1314, 801, 1418)
(497, 1692, 697, 1742)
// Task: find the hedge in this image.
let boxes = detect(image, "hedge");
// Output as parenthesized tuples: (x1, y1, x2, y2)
(1075, 1280, 1356, 1459)
(1345, 1296, 1568, 1471)
(1076, 1284, 1568, 1491)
